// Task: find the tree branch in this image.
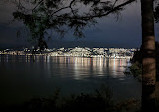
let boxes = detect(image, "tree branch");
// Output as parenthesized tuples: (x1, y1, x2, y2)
(80, 0, 136, 20)
(55, 0, 136, 21)
(32, 0, 44, 12)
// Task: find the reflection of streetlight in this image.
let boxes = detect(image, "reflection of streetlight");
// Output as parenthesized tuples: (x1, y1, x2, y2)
(100, 57, 102, 66)
(113, 59, 116, 70)
(67, 57, 69, 64)
(73, 57, 81, 80)
(47, 56, 50, 63)
(120, 59, 122, 66)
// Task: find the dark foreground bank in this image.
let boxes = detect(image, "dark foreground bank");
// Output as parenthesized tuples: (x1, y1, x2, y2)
(0, 86, 140, 112)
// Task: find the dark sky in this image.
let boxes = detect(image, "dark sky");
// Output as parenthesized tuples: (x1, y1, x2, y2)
(0, 0, 158, 49)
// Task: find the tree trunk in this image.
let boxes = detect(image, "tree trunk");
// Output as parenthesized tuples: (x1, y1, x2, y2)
(156, 43, 159, 104)
(141, 0, 156, 111)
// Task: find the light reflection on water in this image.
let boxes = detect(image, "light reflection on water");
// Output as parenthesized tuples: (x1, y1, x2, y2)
(0, 55, 141, 104)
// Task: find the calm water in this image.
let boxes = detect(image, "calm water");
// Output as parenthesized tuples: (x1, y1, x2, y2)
(0, 55, 141, 104)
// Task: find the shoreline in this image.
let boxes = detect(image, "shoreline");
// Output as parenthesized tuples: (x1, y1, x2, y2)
(0, 53, 132, 59)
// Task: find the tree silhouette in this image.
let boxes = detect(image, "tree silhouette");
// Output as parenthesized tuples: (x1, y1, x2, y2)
(12, 0, 136, 49)
(12, 0, 159, 111)
(141, 0, 156, 111)
(154, 2, 159, 111)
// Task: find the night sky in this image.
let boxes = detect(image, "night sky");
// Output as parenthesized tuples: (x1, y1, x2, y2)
(0, 0, 158, 49)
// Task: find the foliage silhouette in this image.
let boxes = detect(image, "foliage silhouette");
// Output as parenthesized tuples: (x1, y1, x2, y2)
(0, 86, 140, 112)
(127, 42, 159, 81)
(12, 0, 136, 49)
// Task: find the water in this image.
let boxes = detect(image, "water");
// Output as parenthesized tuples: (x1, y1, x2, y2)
(0, 55, 141, 104)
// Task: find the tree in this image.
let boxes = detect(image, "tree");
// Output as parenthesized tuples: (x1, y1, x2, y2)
(12, 0, 158, 111)
(141, 0, 158, 111)
(154, 1, 159, 110)
(126, 1, 159, 111)
(12, 0, 136, 49)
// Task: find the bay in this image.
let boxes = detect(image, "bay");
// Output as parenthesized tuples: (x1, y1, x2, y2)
(0, 55, 141, 104)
